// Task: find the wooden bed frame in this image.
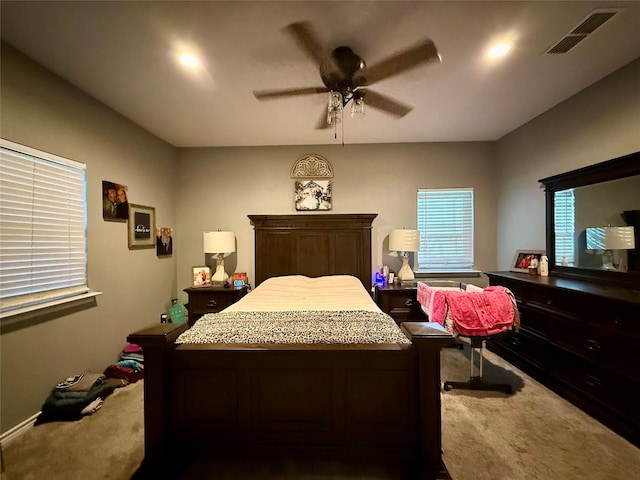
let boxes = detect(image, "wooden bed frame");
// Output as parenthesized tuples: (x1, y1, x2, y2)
(128, 214, 453, 478)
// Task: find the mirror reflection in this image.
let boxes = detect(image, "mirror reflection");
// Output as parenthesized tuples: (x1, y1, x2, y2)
(554, 175, 640, 272)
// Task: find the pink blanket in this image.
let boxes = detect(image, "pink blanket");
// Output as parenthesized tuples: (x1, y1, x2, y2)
(417, 283, 519, 337)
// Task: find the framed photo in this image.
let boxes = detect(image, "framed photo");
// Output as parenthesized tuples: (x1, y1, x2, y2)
(102, 180, 129, 222)
(295, 180, 332, 211)
(192, 266, 211, 287)
(156, 227, 173, 256)
(511, 250, 545, 273)
(127, 204, 156, 249)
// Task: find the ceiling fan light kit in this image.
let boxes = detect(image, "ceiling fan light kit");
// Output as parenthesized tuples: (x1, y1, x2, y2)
(253, 21, 440, 142)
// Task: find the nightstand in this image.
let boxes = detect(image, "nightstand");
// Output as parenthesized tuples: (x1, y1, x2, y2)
(374, 283, 426, 325)
(183, 285, 249, 326)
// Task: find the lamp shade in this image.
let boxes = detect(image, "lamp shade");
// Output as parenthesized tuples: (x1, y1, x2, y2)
(586, 226, 635, 250)
(203, 231, 235, 254)
(389, 229, 420, 252)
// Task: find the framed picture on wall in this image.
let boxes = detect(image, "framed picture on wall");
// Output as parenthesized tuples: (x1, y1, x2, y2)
(156, 227, 173, 256)
(294, 180, 332, 211)
(127, 204, 156, 249)
(102, 180, 129, 221)
(511, 250, 545, 273)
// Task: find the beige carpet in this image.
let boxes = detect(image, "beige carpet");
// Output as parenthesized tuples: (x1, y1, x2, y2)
(440, 342, 640, 480)
(2, 344, 639, 479)
(1, 381, 145, 480)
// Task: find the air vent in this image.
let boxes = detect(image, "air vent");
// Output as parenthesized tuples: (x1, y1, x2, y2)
(547, 36, 587, 55)
(545, 8, 622, 55)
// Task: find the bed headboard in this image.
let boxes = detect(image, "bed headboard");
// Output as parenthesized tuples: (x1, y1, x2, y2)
(248, 214, 377, 290)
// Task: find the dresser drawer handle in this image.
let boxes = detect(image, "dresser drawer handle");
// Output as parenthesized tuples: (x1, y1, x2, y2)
(509, 336, 521, 347)
(583, 339, 601, 352)
(546, 299, 553, 306)
(207, 299, 218, 308)
(584, 374, 602, 390)
(405, 299, 414, 307)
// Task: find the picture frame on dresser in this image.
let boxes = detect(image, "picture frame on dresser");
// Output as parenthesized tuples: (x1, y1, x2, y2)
(511, 250, 545, 273)
(192, 266, 211, 287)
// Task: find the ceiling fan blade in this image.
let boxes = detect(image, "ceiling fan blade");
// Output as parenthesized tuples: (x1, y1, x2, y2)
(362, 39, 440, 86)
(360, 89, 413, 118)
(285, 21, 325, 66)
(254, 87, 328, 100)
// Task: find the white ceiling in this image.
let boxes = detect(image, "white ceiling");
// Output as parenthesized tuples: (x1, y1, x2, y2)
(2, 1, 639, 148)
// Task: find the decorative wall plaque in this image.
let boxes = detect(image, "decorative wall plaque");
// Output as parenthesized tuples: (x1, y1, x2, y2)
(290, 154, 334, 179)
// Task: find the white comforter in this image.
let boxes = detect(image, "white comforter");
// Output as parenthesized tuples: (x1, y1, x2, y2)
(176, 275, 410, 344)
(225, 274, 382, 312)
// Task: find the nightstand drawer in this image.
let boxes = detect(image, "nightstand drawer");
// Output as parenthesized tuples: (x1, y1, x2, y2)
(374, 285, 426, 324)
(385, 294, 419, 310)
(184, 285, 249, 326)
(188, 292, 235, 313)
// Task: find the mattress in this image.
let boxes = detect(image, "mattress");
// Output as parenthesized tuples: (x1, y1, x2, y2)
(225, 274, 382, 312)
(176, 275, 410, 345)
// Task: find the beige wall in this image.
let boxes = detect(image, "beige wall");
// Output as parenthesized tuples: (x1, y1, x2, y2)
(174, 142, 498, 303)
(495, 58, 640, 270)
(1, 45, 178, 432)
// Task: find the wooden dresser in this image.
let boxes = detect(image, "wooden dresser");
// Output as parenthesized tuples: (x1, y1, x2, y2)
(486, 271, 640, 446)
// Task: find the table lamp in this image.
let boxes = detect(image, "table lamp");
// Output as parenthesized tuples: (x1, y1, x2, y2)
(389, 229, 420, 281)
(203, 231, 236, 282)
(586, 225, 635, 271)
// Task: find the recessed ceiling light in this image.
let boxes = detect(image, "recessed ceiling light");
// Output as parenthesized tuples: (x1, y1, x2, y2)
(179, 53, 200, 68)
(488, 43, 511, 58)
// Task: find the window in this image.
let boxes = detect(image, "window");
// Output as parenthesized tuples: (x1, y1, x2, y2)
(1, 139, 88, 315)
(416, 188, 474, 271)
(553, 188, 575, 265)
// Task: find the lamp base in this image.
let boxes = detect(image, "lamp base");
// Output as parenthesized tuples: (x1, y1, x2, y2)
(211, 263, 229, 282)
(397, 255, 415, 281)
(601, 252, 618, 271)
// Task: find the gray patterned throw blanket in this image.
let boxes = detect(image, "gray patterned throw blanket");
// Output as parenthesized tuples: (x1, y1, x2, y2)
(176, 310, 411, 344)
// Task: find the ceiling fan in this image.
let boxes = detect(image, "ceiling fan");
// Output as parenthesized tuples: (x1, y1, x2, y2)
(253, 21, 441, 130)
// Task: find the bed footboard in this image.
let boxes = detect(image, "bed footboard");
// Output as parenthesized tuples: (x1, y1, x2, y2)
(127, 322, 187, 467)
(129, 322, 452, 479)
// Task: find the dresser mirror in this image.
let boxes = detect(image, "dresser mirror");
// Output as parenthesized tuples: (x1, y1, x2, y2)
(539, 151, 640, 289)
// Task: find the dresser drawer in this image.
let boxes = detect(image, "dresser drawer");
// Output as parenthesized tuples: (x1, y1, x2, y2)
(588, 301, 640, 338)
(549, 347, 640, 426)
(524, 288, 588, 323)
(518, 304, 550, 338)
(549, 317, 640, 383)
(491, 329, 547, 376)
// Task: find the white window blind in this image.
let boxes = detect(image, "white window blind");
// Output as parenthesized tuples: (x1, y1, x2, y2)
(417, 188, 474, 271)
(553, 188, 575, 266)
(0, 139, 88, 314)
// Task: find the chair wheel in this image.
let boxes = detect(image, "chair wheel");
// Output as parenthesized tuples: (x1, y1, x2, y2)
(505, 385, 513, 394)
(443, 384, 451, 391)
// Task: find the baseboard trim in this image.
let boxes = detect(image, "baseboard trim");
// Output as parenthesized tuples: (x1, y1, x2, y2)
(0, 412, 40, 448)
